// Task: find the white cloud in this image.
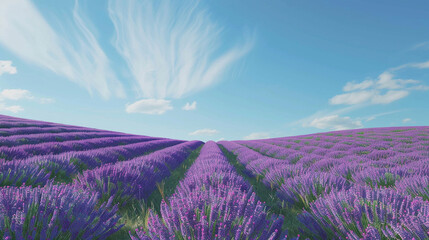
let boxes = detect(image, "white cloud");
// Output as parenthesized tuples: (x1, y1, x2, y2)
(343, 79, 373, 92)
(330, 90, 375, 105)
(403, 118, 412, 123)
(189, 129, 218, 136)
(410, 61, 429, 69)
(126, 99, 173, 115)
(4, 105, 23, 113)
(0, 89, 54, 112)
(0, 60, 17, 75)
(0, 89, 54, 103)
(301, 62, 428, 131)
(0, 89, 33, 100)
(308, 115, 363, 131)
(331, 70, 426, 105)
(330, 90, 409, 105)
(376, 72, 419, 89)
(243, 132, 270, 140)
(108, 0, 254, 100)
(0, 103, 23, 113)
(0, 0, 124, 99)
(293, 105, 359, 127)
(182, 101, 197, 111)
(371, 90, 409, 104)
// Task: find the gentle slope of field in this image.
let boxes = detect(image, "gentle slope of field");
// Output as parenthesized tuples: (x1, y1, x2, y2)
(0, 114, 428, 239)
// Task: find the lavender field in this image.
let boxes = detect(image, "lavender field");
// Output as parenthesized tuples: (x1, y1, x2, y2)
(0, 114, 428, 240)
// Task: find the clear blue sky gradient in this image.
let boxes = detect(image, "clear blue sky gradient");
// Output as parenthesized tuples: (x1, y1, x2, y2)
(0, 0, 428, 141)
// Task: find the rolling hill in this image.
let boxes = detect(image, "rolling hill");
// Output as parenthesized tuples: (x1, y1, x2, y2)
(0, 114, 428, 239)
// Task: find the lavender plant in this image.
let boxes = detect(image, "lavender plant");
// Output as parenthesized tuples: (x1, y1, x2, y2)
(130, 142, 290, 240)
(0, 183, 122, 239)
(298, 186, 429, 239)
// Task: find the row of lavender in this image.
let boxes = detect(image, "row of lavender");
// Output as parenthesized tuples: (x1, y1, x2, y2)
(1, 139, 184, 187)
(220, 126, 429, 239)
(4, 113, 428, 239)
(75, 140, 203, 202)
(0, 114, 104, 130)
(0, 135, 164, 160)
(0, 126, 109, 137)
(237, 128, 428, 165)
(0, 131, 131, 147)
(0, 140, 202, 239)
(130, 141, 295, 240)
(0, 114, 204, 239)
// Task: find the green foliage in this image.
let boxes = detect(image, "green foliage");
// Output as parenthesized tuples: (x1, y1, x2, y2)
(391, 128, 415, 132)
(70, 157, 88, 173)
(364, 173, 399, 188)
(18, 138, 29, 144)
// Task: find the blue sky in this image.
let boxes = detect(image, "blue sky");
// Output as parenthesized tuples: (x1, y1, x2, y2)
(0, 0, 428, 141)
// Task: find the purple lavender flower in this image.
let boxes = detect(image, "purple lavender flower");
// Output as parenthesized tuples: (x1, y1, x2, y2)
(0, 182, 122, 239)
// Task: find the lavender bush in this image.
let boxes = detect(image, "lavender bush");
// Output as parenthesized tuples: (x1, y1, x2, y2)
(0, 182, 122, 239)
(130, 142, 291, 240)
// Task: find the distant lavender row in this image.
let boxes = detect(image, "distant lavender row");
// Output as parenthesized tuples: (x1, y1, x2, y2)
(130, 142, 292, 240)
(0, 122, 58, 129)
(0, 126, 106, 137)
(219, 141, 295, 188)
(1, 139, 183, 187)
(0, 182, 121, 239)
(238, 136, 427, 163)
(0, 116, 63, 125)
(75, 141, 203, 202)
(264, 127, 429, 143)
(226, 127, 429, 239)
(0, 131, 131, 147)
(0, 135, 160, 160)
(0, 114, 106, 131)
(222, 134, 429, 207)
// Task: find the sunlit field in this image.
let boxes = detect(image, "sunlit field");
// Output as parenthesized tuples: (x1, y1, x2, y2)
(1, 114, 428, 239)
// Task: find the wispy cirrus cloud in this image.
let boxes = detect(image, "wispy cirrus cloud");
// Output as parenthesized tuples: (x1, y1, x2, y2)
(409, 61, 429, 69)
(0, 0, 124, 99)
(411, 41, 429, 50)
(0, 60, 17, 75)
(108, 0, 254, 113)
(365, 110, 402, 122)
(388, 60, 429, 71)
